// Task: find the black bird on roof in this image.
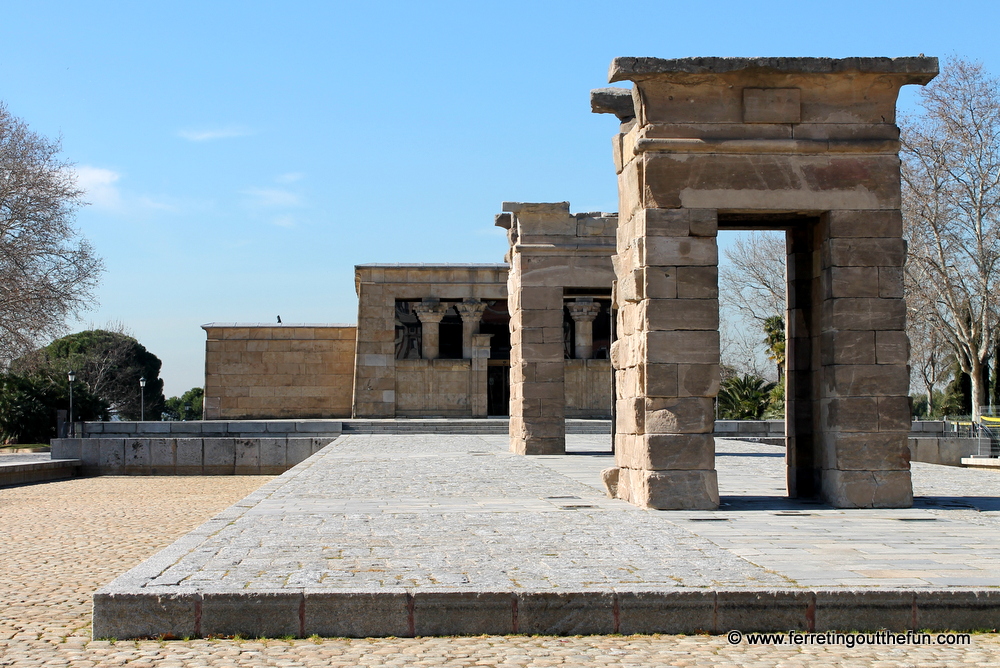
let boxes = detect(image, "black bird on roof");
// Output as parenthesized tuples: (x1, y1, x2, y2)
(277, 316, 282, 324)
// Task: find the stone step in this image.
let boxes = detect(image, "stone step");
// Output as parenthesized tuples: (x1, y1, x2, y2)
(0, 457, 80, 487)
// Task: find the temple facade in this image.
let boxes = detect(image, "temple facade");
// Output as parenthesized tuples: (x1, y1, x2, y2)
(203, 204, 617, 422)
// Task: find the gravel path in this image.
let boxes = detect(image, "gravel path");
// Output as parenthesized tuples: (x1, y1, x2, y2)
(1, 466, 999, 665)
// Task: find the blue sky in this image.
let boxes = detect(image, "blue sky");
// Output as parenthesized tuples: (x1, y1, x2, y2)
(2, 0, 997, 396)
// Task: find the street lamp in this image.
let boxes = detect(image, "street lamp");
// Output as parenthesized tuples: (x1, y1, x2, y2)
(67, 370, 76, 437)
(139, 376, 147, 421)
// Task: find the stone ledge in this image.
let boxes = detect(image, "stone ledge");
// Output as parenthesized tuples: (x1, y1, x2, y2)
(609, 56, 939, 82)
(0, 458, 80, 487)
(92, 588, 1000, 639)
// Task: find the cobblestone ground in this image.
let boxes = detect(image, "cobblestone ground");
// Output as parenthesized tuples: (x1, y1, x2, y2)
(2, 476, 1000, 666)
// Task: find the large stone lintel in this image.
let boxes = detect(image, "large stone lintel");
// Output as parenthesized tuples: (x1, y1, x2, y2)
(609, 57, 939, 83)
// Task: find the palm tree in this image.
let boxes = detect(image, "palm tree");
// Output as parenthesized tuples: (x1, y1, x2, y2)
(763, 315, 785, 383)
(717, 374, 777, 420)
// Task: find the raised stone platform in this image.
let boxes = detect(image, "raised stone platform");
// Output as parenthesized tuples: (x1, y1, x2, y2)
(94, 435, 1000, 638)
(0, 454, 80, 487)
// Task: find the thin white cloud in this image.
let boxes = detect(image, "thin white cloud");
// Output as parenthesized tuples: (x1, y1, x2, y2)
(275, 172, 304, 184)
(242, 188, 302, 208)
(73, 165, 123, 209)
(177, 125, 254, 142)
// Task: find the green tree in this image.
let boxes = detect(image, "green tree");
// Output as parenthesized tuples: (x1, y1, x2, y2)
(163, 387, 204, 421)
(717, 374, 777, 420)
(0, 371, 107, 444)
(14, 329, 166, 420)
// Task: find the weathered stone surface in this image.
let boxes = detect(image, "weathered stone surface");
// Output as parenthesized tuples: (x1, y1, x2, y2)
(305, 591, 410, 638)
(821, 469, 913, 508)
(601, 466, 620, 497)
(601, 56, 928, 510)
(616, 468, 719, 510)
(203, 323, 356, 420)
(590, 87, 635, 121)
(414, 591, 514, 636)
(200, 592, 301, 638)
(615, 433, 715, 470)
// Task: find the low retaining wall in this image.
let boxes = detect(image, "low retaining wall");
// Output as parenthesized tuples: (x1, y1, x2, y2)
(52, 420, 343, 476)
(909, 437, 983, 467)
(52, 419, 977, 475)
(50, 436, 335, 476)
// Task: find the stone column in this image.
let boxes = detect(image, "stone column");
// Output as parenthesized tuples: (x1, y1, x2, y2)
(455, 299, 487, 359)
(412, 301, 449, 360)
(508, 282, 566, 455)
(469, 333, 493, 417)
(816, 211, 912, 507)
(612, 208, 721, 510)
(566, 299, 602, 359)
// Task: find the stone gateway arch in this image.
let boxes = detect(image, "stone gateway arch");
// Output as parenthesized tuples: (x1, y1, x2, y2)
(511, 56, 939, 511)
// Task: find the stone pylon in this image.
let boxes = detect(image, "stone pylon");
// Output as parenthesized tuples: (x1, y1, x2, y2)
(594, 57, 938, 509)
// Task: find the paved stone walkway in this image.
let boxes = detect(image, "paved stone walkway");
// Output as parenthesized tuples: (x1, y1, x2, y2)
(120, 435, 1000, 597)
(4, 439, 1000, 665)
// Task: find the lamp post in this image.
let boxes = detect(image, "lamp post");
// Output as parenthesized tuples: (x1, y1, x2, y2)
(67, 370, 76, 437)
(139, 376, 146, 422)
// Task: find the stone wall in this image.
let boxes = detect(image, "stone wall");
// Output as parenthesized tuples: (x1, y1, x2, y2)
(565, 359, 612, 418)
(203, 324, 356, 420)
(50, 420, 343, 475)
(395, 359, 475, 417)
(352, 264, 506, 418)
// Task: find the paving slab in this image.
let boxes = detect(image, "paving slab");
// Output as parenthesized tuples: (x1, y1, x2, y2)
(94, 435, 1000, 638)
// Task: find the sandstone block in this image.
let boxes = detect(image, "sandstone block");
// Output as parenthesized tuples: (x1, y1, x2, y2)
(825, 237, 906, 268)
(615, 433, 715, 470)
(646, 330, 720, 365)
(616, 467, 719, 510)
(820, 330, 876, 365)
(642, 153, 901, 211)
(821, 432, 910, 470)
(827, 209, 903, 238)
(821, 397, 879, 432)
(638, 299, 719, 331)
(675, 266, 718, 298)
(825, 298, 905, 331)
(643, 236, 718, 266)
(717, 591, 812, 633)
(821, 468, 912, 508)
(601, 467, 620, 497)
(644, 397, 715, 434)
(878, 396, 913, 431)
(642, 363, 677, 397)
(875, 330, 909, 365)
(828, 266, 879, 298)
(824, 364, 910, 397)
(677, 364, 721, 397)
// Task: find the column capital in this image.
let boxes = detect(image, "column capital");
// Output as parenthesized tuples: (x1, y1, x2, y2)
(566, 299, 602, 323)
(455, 299, 486, 323)
(412, 302, 449, 324)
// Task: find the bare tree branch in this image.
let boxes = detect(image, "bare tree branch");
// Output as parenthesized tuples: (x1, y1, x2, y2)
(0, 102, 103, 365)
(902, 58, 1000, 420)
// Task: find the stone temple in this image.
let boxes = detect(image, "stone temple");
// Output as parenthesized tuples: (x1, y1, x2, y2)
(202, 56, 938, 511)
